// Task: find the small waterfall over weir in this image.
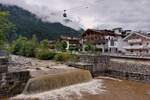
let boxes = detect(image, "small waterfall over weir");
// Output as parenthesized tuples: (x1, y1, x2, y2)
(23, 70, 92, 94)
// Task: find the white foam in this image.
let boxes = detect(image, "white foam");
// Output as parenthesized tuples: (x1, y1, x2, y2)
(13, 79, 105, 100)
(148, 91, 150, 95)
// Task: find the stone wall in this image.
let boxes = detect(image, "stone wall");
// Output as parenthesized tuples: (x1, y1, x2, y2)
(77, 54, 150, 83)
(0, 71, 31, 97)
(0, 65, 8, 73)
(105, 70, 150, 83)
(106, 61, 150, 83)
(0, 57, 8, 74)
(0, 57, 31, 97)
(109, 61, 150, 75)
(78, 54, 110, 73)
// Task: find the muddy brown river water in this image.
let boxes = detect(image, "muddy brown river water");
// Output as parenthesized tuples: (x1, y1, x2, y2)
(82, 77, 150, 100)
(13, 76, 150, 100)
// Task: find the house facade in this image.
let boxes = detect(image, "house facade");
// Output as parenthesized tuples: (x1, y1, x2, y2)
(123, 32, 150, 56)
(81, 29, 124, 53)
(60, 36, 81, 51)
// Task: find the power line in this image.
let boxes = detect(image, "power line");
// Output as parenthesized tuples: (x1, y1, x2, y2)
(49, 0, 101, 18)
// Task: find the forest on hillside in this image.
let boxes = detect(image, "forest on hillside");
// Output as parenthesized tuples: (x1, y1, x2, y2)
(0, 4, 83, 41)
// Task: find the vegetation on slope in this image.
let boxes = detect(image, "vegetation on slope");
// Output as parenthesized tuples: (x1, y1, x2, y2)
(0, 11, 15, 49)
(0, 4, 83, 41)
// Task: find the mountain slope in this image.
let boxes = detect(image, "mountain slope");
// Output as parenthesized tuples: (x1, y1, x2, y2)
(0, 4, 83, 41)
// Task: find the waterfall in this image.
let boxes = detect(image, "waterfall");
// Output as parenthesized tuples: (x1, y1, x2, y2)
(23, 70, 92, 94)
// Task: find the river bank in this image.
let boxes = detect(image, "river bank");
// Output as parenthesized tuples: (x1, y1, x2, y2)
(2, 55, 150, 100)
(9, 55, 76, 78)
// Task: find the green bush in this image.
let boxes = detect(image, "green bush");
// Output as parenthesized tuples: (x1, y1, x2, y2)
(35, 49, 56, 60)
(55, 40, 67, 51)
(9, 35, 38, 57)
(54, 52, 72, 62)
(40, 39, 49, 49)
(0, 11, 15, 49)
(23, 42, 35, 57)
(84, 42, 94, 52)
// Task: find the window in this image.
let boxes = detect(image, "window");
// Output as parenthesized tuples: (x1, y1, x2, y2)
(146, 50, 149, 53)
(147, 43, 149, 45)
(110, 40, 115, 46)
(116, 48, 118, 52)
(131, 50, 133, 53)
(105, 49, 108, 52)
(140, 43, 142, 45)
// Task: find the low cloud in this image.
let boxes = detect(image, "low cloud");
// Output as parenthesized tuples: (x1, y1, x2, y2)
(0, 0, 150, 31)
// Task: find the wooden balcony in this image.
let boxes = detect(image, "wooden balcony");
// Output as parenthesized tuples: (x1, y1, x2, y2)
(128, 39, 142, 44)
(124, 45, 150, 50)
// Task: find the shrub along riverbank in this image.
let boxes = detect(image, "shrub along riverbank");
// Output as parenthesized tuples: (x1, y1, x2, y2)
(7, 35, 77, 62)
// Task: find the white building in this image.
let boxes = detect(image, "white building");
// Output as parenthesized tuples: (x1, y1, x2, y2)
(82, 29, 125, 53)
(123, 32, 150, 56)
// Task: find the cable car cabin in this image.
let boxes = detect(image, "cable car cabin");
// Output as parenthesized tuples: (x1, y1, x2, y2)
(63, 10, 67, 17)
(63, 13, 67, 17)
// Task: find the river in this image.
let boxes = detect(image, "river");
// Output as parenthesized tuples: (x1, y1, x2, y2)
(14, 76, 150, 100)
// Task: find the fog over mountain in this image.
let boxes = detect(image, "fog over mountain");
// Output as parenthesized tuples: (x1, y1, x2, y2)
(1, 0, 150, 31)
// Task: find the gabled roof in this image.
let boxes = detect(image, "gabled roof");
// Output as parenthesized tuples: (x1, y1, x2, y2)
(60, 36, 80, 41)
(123, 32, 150, 40)
(82, 29, 122, 36)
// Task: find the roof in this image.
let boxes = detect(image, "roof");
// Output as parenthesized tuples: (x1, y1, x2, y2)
(112, 27, 122, 31)
(123, 32, 150, 40)
(60, 36, 80, 41)
(82, 29, 122, 36)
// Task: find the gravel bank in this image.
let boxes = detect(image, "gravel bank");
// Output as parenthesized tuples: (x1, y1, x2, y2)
(8, 55, 77, 77)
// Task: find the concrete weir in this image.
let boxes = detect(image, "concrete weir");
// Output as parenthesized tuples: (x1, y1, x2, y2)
(23, 70, 92, 94)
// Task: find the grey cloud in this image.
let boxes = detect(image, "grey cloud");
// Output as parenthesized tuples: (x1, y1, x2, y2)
(0, 0, 150, 31)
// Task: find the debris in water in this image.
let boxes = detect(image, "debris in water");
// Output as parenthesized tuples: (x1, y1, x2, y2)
(13, 79, 105, 100)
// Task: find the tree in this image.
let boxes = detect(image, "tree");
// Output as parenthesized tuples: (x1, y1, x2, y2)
(0, 11, 15, 49)
(10, 35, 39, 57)
(31, 34, 38, 48)
(55, 40, 67, 51)
(10, 36, 28, 55)
(84, 42, 94, 52)
(40, 39, 49, 49)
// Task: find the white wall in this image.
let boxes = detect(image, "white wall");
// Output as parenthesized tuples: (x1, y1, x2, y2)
(117, 36, 127, 53)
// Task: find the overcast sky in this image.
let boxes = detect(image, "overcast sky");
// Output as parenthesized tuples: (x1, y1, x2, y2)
(0, 0, 150, 31)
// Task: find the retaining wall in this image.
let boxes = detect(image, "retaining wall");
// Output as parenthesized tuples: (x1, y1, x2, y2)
(77, 54, 150, 83)
(106, 61, 150, 83)
(78, 54, 110, 73)
(104, 70, 150, 83)
(0, 57, 31, 97)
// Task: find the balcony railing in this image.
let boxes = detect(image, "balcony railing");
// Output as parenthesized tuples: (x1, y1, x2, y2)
(128, 39, 142, 43)
(124, 45, 150, 49)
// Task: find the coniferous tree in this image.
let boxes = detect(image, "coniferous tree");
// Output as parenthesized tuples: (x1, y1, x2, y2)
(0, 11, 15, 49)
